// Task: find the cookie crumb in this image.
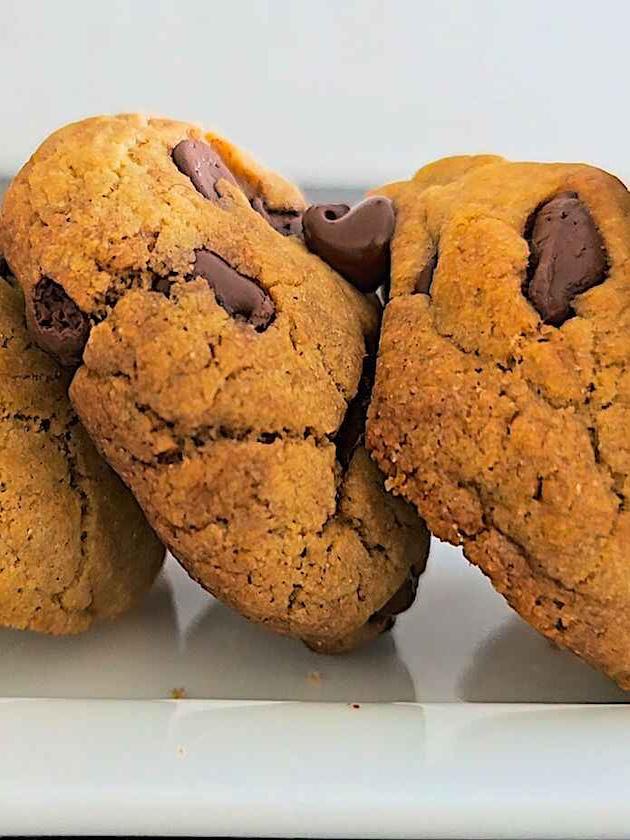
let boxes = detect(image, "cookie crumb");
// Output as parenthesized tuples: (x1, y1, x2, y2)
(176, 745, 186, 758)
(306, 670, 322, 685)
(170, 687, 187, 699)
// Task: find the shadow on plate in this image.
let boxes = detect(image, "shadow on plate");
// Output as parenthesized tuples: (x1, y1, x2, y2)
(179, 599, 416, 703)
(0, 565, 416, 703)
(0, 575, 181, 699)
(459, 615, 628, 703)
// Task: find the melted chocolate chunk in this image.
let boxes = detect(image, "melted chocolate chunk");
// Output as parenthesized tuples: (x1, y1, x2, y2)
(335, 353, 376, 468)
(28, 278, 90, 367)
(172, 139, 237, 201)
(302, 197, 395, 293)
(250, 196, 303, 237)
(193, 250, 275, 330)
(525, 192, 607, 325)
(370, 563, 422, 625)
(173, 139, 303, 238)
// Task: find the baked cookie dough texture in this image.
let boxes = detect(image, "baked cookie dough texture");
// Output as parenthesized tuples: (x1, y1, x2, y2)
(0, 115, 429, 652)
(0, 270, 163, 633)
(368, 155, 630, 686)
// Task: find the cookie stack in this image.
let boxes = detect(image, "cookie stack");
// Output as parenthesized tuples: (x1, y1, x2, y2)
(1, 117, 627, 690)
(0, 115, 429, 651)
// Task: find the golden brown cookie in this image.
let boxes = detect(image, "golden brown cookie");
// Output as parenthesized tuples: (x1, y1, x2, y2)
(0, 115, 429, 651)
(0, 270, 163, 633)
(367, 155, 630, 686)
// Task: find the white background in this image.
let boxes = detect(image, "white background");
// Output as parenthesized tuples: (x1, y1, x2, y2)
(1, 0, 629, 186)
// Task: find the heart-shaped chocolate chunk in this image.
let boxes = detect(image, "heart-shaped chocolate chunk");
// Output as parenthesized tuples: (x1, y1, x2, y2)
(302, 197, 395, 293)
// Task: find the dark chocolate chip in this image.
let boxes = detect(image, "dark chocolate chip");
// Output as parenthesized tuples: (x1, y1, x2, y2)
(379, 615, 397, 634)
(415, 250, 438, 294)
(172, 139, 237, 201)
(193, 250, 275, 330)
(250, 196, 303, 237)
(28, 278, 90, 367)
(335, 353, 376, 468)
(302, 197, 395, 293)
(525, 192, 607, 326)
(152, 275, 174, 296)
(369, 563, 422, 625)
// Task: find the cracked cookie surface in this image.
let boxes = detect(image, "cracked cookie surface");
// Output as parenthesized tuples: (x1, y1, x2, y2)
(0, 272, 163, 633)
(367, 155, 630, 686)
(0, 115, 429, 650)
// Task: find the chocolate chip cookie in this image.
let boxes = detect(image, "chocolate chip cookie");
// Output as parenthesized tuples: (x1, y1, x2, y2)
(0, 270, 163, 633)
(367, 155, 630, 686)
(0, 115, 429, 651)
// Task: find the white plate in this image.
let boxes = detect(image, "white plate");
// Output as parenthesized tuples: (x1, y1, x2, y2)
(2, 541, 629, 838)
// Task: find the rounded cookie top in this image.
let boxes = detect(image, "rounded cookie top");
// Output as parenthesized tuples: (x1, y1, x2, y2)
(1, 114, 429, 649)
(0, 113, 307, 365)
(368, 155, 630, 685)
(0, 271, 163, 634)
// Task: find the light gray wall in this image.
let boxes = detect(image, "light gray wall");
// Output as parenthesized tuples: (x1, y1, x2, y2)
(1, 0, 629, 185)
